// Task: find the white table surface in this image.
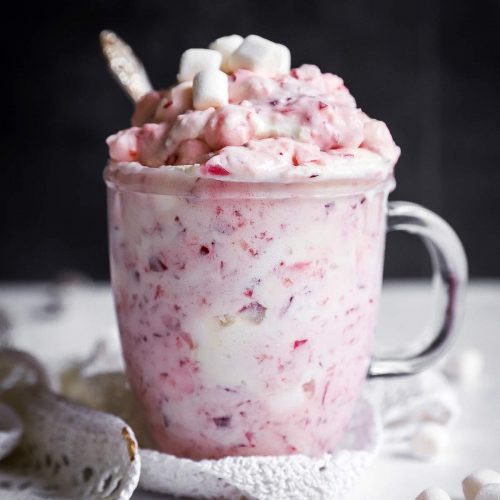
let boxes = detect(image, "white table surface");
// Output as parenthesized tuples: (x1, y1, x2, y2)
(0, 280, 498, 500)
(350, 281, 500, 500)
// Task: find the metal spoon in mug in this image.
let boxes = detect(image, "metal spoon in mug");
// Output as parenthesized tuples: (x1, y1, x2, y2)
(100, 30, 152, 103)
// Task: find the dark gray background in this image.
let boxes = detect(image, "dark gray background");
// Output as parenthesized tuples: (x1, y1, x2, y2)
(1, 0, 498, 280)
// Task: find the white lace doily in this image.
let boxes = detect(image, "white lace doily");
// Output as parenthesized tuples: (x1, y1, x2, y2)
(138, 395, 380, 500)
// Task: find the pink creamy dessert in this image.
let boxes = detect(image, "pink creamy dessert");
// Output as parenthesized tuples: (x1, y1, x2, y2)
(105, 35, 400, 459)
(107, 64, 399, 180)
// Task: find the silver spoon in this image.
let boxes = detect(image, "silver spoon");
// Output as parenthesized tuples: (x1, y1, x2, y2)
(0, 307, 11, 346)
(100, 30, 152, 103)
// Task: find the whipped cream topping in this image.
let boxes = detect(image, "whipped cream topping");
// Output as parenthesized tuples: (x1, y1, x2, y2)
(107, 36, 400, 182)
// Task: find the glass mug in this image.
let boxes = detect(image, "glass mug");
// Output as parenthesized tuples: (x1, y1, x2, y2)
(104, 163, 467, 459)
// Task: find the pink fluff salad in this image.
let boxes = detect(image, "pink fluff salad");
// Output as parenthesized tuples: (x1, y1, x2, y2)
(107, 64, 399, 182)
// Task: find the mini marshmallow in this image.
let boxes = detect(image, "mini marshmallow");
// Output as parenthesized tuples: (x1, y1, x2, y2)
(410, 422, 449, 460)
(178, 48, 222, 82)
(227, 34, 290, 76)
(192, 69, 228, 110)
(415, 487, 451, 500)
(463, 470, 500, 500)
(209, 34, 243, 72)
(476, 483, 500, 500)
(442, 347, 485, 385)
(275, 43, 291, 74)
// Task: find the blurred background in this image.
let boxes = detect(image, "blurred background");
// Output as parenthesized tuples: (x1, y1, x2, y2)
(1, 0, 498, 281)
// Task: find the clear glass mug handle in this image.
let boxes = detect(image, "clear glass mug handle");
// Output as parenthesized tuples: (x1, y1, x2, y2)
(368, 201, 468, 377)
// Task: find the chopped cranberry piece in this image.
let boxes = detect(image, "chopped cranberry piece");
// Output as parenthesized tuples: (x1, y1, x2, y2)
(207, 165, 231, 176)
(200, 245, 210, 255)
(290, 261, 311, 270)
(213, 416, 231, 428)
(149, 255, 168, 272)
(293, 339, 308, 349)
(162, 315, 181, 328)
(178, 331, 194, 350)
(302, 379, 316, 398)
(245, 431, 255, 446)
(280, 295, 294, 316)
(154, 284, 165, 300)
(321, 382, 330, 405)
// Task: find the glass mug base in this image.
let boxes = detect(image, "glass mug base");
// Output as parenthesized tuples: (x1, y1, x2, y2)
(105, 164, 466, 459)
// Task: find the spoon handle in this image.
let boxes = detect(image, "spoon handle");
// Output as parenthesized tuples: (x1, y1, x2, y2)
(100, 30, 153, 103)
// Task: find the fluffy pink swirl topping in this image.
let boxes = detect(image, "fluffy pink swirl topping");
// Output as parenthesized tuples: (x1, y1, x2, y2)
(107, 64, 400, 181)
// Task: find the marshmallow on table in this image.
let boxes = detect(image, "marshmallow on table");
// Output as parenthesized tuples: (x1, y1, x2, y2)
(476, 483, 500, 500)
(178, 48, 222, 82)
(463, 470, 500, 500)
(227, 34, 291, 76)
(209, 34, 243, 72)
(192, 69, 228, 110)
(464, 471, 500, 500)
(415, 487, 451, 500)
(442, 347, 485, 385)
(410, 422, 449, 460)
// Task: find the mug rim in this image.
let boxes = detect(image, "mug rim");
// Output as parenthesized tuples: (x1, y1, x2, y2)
(104, 161, 396, 199)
